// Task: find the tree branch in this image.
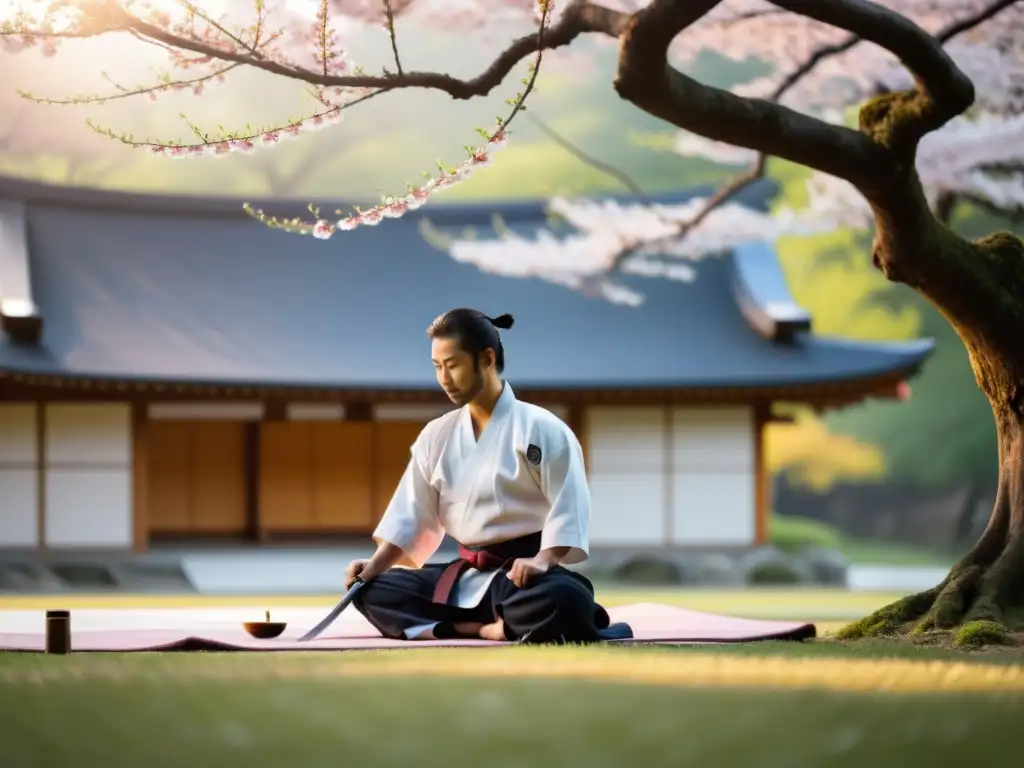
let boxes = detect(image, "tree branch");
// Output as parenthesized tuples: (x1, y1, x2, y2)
(64, 0, 627, 101)
(979, 162, 1024, 175)
(518, 112, 763, 285)
(525, 113, 650, 201)
(259, 149, 332, 196)
(566, 0, 1022, 300)
(614, 0, 1016, 203)
(768, 0, 1019, 110)
(555, 0, 1022, 288)
(772, 0, 972, 103)
(768, 34, 859, 102)
(382, 0, 403, 76)
(935, 0, 1021, 43)
(726, 8, 787, 25)
(21, 63, 243, 105)
(770, 0, 974, 153)
(614, 0, 888, 193)
(540, 2, 877, 277)
(764, 0, 1024, 222)
(676, 156, 769, 238)
(958, 192, 1024, 222)
(935, 191, 959, 225)
(933, 190, 1024, 227)
(598, 154, 769, 279)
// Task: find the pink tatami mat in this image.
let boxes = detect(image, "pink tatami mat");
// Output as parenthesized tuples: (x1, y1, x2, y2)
(0, 603, 815, 652)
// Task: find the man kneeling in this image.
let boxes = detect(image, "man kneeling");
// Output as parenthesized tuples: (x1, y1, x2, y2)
(344, 308, 631, 645)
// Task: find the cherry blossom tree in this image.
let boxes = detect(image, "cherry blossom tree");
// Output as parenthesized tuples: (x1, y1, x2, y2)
(4, 0, 1024, 645)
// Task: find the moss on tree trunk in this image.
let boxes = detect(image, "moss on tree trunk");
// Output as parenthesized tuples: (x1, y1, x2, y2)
(838, 229, 1024, 648)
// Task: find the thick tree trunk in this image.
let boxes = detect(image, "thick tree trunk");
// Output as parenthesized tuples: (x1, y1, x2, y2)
(839, 211, 1024, 648)
(838, 405, 1024, 646)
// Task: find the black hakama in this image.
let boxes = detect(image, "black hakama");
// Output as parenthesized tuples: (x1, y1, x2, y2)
(353, 562, 631, 644)
(352, 531, 630, 644)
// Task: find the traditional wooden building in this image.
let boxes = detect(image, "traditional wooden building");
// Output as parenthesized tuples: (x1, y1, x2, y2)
(0, 175, 933, 554)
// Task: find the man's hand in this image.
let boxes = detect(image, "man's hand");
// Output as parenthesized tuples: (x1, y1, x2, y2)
(507, 546, 570, 588)
(344, 559, 373, 590)
(344, 541, 407, 589)
(507, 556, 551, 588)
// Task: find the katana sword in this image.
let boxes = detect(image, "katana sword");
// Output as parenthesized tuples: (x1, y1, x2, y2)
(297, 579, 365, 642)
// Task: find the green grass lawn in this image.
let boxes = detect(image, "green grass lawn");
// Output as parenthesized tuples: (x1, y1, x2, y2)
(1, 589, 1021, 767)
(0, 644, 1021, 768)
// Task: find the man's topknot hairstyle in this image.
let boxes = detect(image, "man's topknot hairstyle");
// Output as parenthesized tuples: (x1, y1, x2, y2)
(427, 308, 515, 373)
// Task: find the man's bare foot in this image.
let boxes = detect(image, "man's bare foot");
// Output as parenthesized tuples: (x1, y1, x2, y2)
(479, 620, 507, 641)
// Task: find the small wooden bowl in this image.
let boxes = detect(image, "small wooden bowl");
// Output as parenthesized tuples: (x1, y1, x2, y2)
(242, 621, 287, 640)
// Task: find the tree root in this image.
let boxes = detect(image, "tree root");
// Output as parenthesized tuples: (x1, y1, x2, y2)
(951, 620, 1013, 650)
(835, 585, 940, 640)
(837, 556, 1024, 648)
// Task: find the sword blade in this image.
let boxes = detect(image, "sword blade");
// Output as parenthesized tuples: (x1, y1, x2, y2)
(297, 580, 365, 642)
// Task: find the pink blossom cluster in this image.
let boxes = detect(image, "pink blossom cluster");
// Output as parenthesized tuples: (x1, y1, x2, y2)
(1, 1, 380, 160)
(148, 104, 351, 159)
(1, 0, 83, 56)
(916, 112, 1024, 209)
(243, 0, 553, 235)
(440, 189, 864, 307)
(669, 0, 1024, 116)
(304, 128, 510, 239)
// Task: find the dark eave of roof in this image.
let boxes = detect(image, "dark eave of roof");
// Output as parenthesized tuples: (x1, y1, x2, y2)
(0, 200, 43, 345)
(731, 242, 813, 343)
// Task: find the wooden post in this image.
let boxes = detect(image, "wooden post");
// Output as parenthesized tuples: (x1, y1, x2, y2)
(753, 402, 771, 546)
(244, 421, 262, 543)
(661, 405, 674, 547)
(35, 400, 46, 549)
(131, 402, 149, 554)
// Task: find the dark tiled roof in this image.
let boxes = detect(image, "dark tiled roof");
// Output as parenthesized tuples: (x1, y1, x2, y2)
(0, 175, 933, 390)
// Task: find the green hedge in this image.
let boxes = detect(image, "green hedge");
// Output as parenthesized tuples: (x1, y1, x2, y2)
(770, 514, 844, 554)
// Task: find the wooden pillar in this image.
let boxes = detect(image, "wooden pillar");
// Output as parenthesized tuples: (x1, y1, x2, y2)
(35, 400, 46, 549)
(663, 405, 674, 548)
(244, 422, 262, 542)
(348, 401, 379, 528)
(345, 402, 373, 422)
(264, 400, 287, 422)
(256, 400, 281, 542)
(131, 402, 149, 553)
(753, 402, 771, 546)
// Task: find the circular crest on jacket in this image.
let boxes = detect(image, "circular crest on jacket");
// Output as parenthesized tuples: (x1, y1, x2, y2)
(526, 444, 542, 465)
